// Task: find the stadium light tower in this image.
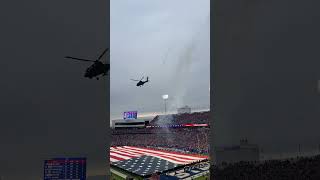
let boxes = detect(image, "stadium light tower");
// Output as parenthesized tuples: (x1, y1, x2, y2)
(162, 94, 169, 115)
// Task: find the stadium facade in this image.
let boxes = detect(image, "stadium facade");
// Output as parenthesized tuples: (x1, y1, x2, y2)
(177, 106, 191, 114)
(111, 117, 153, 129)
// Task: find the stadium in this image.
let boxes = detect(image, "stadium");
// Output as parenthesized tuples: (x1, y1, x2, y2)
(110, 109, 210, 180)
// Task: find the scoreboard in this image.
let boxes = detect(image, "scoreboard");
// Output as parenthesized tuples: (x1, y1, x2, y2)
(44, 157, 86, 180)
(123, 111, 137, 120)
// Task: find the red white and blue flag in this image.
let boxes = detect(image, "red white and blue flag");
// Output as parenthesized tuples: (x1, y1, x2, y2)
(110, 146, 208, 177)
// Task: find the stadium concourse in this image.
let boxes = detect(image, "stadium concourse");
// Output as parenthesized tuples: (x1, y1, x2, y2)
(110, 111, 210, 179)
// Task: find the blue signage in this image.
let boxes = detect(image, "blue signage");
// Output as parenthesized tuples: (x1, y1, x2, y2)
(123, 111, 138, 120)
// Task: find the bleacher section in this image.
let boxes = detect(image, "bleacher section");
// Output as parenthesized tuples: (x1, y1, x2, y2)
(111, 111, 210, 155)
(212, 154, 320, 179)
(149, 111, 209, 126)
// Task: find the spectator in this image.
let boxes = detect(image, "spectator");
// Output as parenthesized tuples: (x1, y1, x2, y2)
(211, 155, 320, 179)
(111, 111, 210, 155)
(111, 127, 209, 155)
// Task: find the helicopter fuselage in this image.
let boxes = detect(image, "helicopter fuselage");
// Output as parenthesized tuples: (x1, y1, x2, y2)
(131, 76, 149, 86)
(136, 80, 148, 86)
(65, 48, 109, 80)
(84, 61, 108, 79)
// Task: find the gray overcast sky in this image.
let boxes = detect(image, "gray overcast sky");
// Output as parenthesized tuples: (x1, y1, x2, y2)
(213, 0, 320, 156)
(110, 0, 210, 120)
(0, 0, 108, 179)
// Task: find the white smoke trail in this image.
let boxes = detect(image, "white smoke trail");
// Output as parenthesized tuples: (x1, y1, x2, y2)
(169, 16, 210, 110)
(155, 114, 175, 144)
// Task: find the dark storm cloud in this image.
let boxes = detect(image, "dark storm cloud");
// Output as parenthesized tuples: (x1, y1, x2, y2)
(213, 0, 320, 155)
(0, 0, 108, 179)
(111, 0, 210, 120)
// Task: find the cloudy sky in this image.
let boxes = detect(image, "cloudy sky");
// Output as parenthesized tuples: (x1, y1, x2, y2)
(110, 0, 210, 120)
(0, 0, 108, 179)
(213, 0, 320, 156)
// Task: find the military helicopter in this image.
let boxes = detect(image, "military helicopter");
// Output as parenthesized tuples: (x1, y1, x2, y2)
(130, 76, 149, 87)
(65, 48, 109, 80)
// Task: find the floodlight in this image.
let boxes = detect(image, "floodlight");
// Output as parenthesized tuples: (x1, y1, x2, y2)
(162, 94, 169, 99)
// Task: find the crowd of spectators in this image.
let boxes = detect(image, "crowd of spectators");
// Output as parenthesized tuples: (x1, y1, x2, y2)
(111, 127, 209, 154)
(111, 111, 210, 154)
(111, 128, 153, 134)
(149, 111, 209, 126)
(212, 155, 320, 179)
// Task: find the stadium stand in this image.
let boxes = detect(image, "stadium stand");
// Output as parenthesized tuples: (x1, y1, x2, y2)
(111, 111, 210, 155)
(111, 128, 209, 154)
(149, 111, 209, 125)
(212, 154, 320, 179)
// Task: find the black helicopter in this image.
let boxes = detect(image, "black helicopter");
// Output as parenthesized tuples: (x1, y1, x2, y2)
(65, 48, 110, 80)
(130, 76, 149, 87)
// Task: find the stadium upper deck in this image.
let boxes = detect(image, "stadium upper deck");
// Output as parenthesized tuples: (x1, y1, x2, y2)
(149, 111, 210, 126)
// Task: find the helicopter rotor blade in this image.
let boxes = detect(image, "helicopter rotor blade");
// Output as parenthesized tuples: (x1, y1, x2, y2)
(140, 76, 144, 81)
(65, 56, 96, 62)
(97, 48, 109, 61)
(130, 79, 140, 81)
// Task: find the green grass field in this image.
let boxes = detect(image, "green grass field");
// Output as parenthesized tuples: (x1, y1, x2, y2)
(110, 173, 125, 180)
(110, 168, 143, 180)
(194, 174, 210, 180)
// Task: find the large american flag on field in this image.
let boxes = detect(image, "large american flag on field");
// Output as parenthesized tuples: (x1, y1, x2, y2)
(110, 146, 208, 177)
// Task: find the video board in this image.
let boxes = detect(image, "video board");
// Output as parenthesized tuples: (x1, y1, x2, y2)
(123, 111, 138, 120)
(44, 157, 86, 180)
